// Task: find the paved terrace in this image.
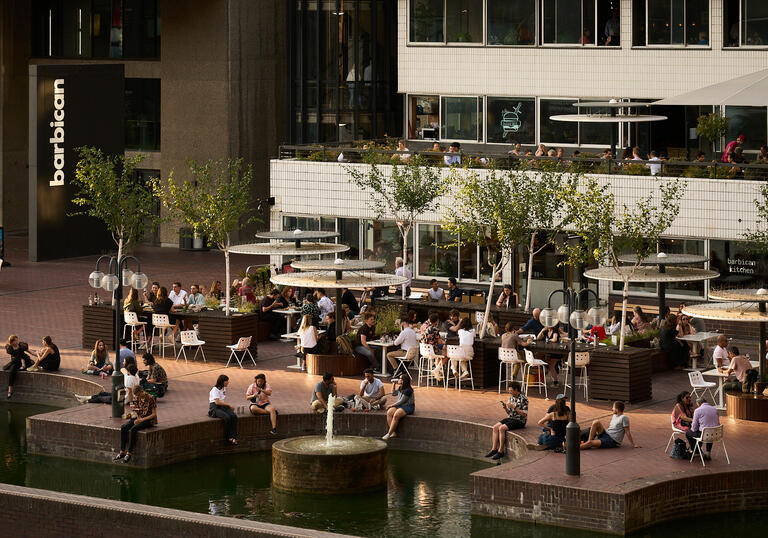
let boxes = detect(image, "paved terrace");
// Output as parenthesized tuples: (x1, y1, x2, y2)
(2, 236, 767, 534)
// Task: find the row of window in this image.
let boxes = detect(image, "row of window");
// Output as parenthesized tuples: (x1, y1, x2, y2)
(31, 0, 160, 59)
(282, 215, 768, 301)
(409, 0, 768, 48)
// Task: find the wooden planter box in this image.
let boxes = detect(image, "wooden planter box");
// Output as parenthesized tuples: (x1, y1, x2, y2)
(83, 304, 117, 350)
(726, 391, 768, 422)
(588, 347, 653, 402)
(306, 354, 368, 377)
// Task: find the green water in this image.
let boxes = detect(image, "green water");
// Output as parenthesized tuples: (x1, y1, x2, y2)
(1, 403, 766, 537)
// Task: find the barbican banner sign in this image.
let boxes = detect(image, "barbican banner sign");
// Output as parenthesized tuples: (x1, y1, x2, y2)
(29, 64, 124, 261)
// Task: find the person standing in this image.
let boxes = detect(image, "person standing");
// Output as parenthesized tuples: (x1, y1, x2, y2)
(208, 375, 238, 445)
(113, 385, 157, 463)
(394, 257, 412, 297)
(604, 9, 620, 45)
(260, 288, 282, 339)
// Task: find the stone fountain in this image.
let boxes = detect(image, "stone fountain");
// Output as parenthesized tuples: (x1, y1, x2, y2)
(271, 395, 388, 493)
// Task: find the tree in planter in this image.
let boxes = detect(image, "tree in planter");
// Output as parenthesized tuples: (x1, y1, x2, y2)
(442, 168, 529, 339)
(72, 147, 158, 304)
(559, 177, 685, 351)
(347, 156, 443, 299)
(153, 158, 257, 317)
(696, 112, 729, 155)
(509, 169, 575, 312)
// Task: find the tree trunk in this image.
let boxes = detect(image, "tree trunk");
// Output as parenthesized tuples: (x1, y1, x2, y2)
(619, 278, 629, 351)
(479, 262, 502, 340)
(401, 226, 409, 300)
(224, 244, 231, 317)
(523, 233, 536, 312)
(113, 237, 123, 306)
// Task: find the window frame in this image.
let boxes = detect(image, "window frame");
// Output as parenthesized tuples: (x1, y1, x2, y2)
(407, 0, 487, 46)
(484, 95, 538, 146)
(642, 0, 711, 48)
(440, 95, 482, 142)
(725, 0, 768, 49)
(540, 0, 598, 47)
(485, 0, 538, 47)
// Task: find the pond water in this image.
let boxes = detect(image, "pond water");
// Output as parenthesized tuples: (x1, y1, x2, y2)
(1, 403, 766, 537)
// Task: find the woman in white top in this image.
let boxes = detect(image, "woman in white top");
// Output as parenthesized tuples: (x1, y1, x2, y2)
(208, 374, 238, 445)
(298, 314, 319, 372)
(122, 363, 141, 417)
(455, 318, 475, 379)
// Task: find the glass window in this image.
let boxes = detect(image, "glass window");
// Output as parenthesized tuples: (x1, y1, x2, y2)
(446, 0, 483, 43)
(645, 0, 707, 46)
(363, 221, 412, 273)
(338, 218, 360, 259)
(542, 0, 582, 44)
(723, 0, 739, 47)
(725, 106, 767, 152)
(487, 97, 535, 144)
(743, 0, 768, 46)
(578, 103, 612, 146)
(661, 238, 705, 297)
(410, 0, 444, 42)
(539, 99, 577, 144)
(418, 224, 458, 279)
(125, 78, 160, 151)
(283, 216, 320, 232)
(460, 242, 478, 280)
(409, 95, 440, 140)
(487, 0, 535, 45)
(710, 240, 768, 290)
(441, 97, 480, 141)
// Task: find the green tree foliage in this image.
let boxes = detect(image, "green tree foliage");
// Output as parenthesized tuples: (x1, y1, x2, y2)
(153, 158, 257, 316)
(743, 184, 768, 251)
(348, 156, 443, 298)
(560, 177, 685, 350)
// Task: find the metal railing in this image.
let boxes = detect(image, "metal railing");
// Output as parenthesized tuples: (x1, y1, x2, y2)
(277, 144, 768, 181)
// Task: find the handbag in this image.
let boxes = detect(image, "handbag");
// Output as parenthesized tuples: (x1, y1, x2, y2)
(670, 438, 691, 460)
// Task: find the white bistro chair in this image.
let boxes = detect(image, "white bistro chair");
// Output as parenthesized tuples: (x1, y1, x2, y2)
(665, 415, 688, 453)
(123, 311, 147, 352)
(418, 343, 441, 387)
(498, 347, 524, 393)
(562, 351, 590, 401)
(225, 336, 256, 368)
(688, 371, 716, 402)
(392, 347, 418, 379)
(445, 344, 474, 391)
(151, 314, 176, 358)
(690, 425, 729, 467)
(176, 330, 206, 364)
(523, 349, 547, 398)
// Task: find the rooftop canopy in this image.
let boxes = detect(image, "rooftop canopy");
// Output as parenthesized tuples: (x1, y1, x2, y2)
(653, 68, 768, 107)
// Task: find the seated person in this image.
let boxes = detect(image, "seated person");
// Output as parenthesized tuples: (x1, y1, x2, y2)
(386, 320, 419, 371)
(112, 385, 157, 463)
(658, 314, 688, 368)
(580, 401, 639, 450)
(4, 335, 33, 399)
(444, 309, 461, 335)
(208, 280, 224, 301)
(607, 314, 631, 336)
(485, 382, 528, 460)
(300, 293, 321, 326)
(382, 376, 415, 440)
(142, 282, 160, 304)
(501, 322, 530, 378)
(118, 339, 136, 372)
(353, 368, 387, 410)
(394, 257, 412, 297)
(340, 288, 359, 316)
(583, 322, 606, 343)
(152, 286, 177, 340)
(84, 339, 113, 375)
(238, 278, 257, 304)
(139, 353, 168, 397)
(246, 373, 278, 434)
(315, 288, 335, 320)
(722, 346, 756, 392)
(671, 391, 695, 431)
(446, 277, 463, 302)
(354, 313, 380, 370)
(630, 306, 651, 333)
(536, 325, 563, 386)
(310, 372, 340, 414)
(427, 279, 445, 301)
(278, 286, 298, 308)
(28, 335, 60, 372)
(187, 284, 206, 307)
(208, 375, 238, 445)
(685, 395, 718, 457)
(122, 363, 140, 417)
(517, 308, 543, 336)
(260, 288, 282, 339)
(495, 284, 518, 309)
(712, 334, 730, 369)
(536, 395, 569, 450)
(325, 310, 350, 338)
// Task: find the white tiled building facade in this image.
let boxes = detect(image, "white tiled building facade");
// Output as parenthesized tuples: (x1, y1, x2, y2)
(269, 0, 768, 306)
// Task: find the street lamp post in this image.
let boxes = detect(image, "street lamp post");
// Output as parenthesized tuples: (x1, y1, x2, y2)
(542, 288, 607, 476)
(88, 255, 147, 418)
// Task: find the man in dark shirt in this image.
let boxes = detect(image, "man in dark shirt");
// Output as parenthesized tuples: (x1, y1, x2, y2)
(517, 308, 544, 335)
(260, 289, 281, 339)
(354, 312, 380, 370)
(447, 277, 463, 302)
(341, 288, 359, 316)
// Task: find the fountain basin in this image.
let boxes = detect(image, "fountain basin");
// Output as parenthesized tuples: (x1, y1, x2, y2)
(272, 435, 388, 493)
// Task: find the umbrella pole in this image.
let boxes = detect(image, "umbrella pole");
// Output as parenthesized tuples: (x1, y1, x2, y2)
(336, 270, 344, 339)
(760, 304, 766, 380)
(657, 264, 666, 326)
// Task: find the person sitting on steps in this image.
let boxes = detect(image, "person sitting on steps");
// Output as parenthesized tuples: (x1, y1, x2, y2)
(246, 373, 278, 435)
(486, 381, 528, 461)
(579, 401, 639, 450)
(113, 385, 157, 464)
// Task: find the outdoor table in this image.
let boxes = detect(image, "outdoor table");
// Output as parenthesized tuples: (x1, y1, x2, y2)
(368, 339, 396, 377)
(701, 360, 758, 410)
(677, 331, 720, 371)
(274, 308, 301, 339)
(281, 329, 326, 370)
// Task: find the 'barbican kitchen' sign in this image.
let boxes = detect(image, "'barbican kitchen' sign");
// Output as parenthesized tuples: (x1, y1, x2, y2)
(29, 64, 124, 261)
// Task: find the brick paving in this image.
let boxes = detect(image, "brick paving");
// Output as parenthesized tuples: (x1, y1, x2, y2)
(3, 235, 768, 491)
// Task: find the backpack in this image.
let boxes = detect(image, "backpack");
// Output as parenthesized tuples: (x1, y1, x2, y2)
(743, 369, 758, 393)
(670, 438, 691, 460)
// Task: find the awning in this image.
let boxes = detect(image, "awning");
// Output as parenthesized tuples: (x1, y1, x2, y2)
(654, 69, 768, 107)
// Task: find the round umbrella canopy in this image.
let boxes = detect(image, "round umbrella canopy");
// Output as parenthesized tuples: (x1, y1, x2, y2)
(583, 266, 719, 283)
(573, 100, 655, 108)
(549, 114, 668, 123)
(707, 288, 768, 303)
(291, 259, 385, 271)
(681, 302, 768, 321)
(255, 230, 340, 241)
(229, 242, 349, 256)
(271, 271, 407, 289)
(617, 253, 709, 265)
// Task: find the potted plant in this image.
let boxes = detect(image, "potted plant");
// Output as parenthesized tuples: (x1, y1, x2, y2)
(696, 113, 729, 153)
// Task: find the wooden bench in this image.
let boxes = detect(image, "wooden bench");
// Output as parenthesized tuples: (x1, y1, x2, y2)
(726, 391, 768, 422)
(613, 303, 660, 316)
(306, 353, 369, 377)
